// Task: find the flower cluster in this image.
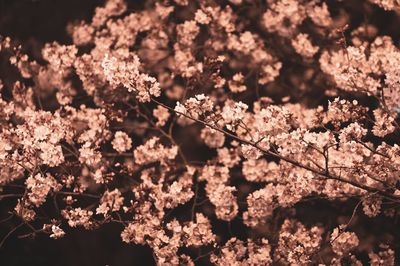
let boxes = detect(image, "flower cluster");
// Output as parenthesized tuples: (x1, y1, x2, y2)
(111, 131, 132, 153)
(330, 226, 360, 257)
(102, 52, 161, 102)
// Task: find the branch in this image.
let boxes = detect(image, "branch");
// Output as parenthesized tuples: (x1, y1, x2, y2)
(150, 97, 400, 202)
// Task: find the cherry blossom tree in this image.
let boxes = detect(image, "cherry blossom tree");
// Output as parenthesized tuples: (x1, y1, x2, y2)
(0, 0, 400, 264)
